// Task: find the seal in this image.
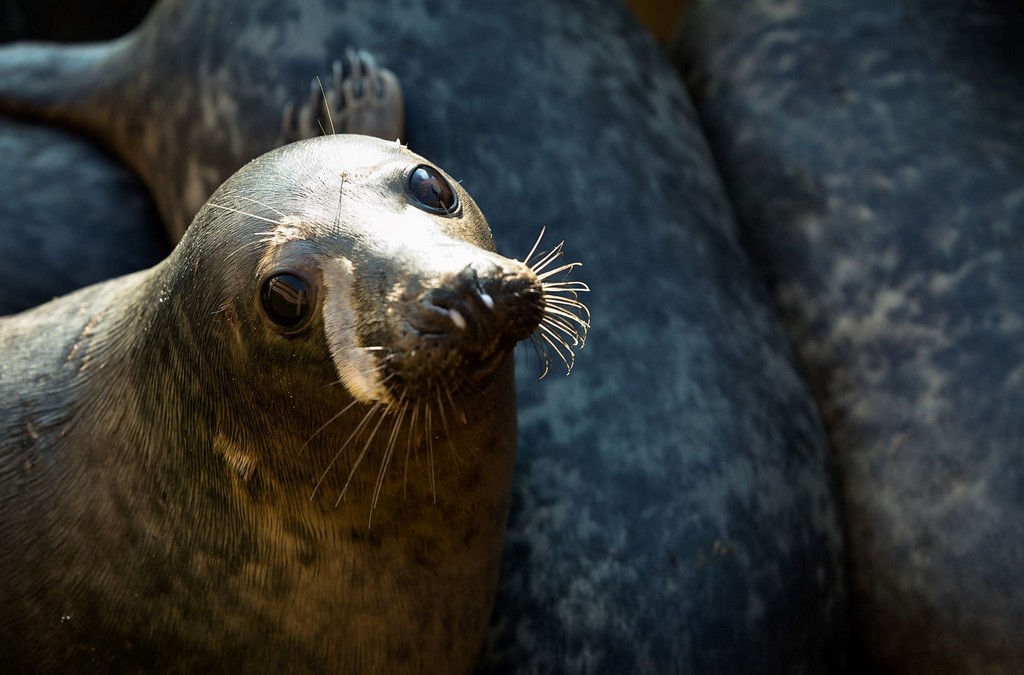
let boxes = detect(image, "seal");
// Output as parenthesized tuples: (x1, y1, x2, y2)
(0, 134, 589, 673)
(673, 0, 1024, 672)
(0, 17, 403, 241)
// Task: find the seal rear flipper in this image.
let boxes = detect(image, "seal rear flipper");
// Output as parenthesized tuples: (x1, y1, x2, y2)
(281, 49, 405, 144)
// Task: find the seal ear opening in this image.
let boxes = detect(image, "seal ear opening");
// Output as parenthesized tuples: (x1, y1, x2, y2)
(260, 271, 317, 334)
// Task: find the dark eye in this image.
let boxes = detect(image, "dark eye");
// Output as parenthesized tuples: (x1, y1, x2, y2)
(260, 272, 314, 331)
(407, 164, 459, 215)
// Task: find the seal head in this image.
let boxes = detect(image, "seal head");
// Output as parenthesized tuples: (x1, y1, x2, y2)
(200, 135, 544, 410)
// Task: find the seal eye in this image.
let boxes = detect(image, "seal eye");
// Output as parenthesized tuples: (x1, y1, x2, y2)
(260, 272, 314, 331)
(407, 165, 459, 215)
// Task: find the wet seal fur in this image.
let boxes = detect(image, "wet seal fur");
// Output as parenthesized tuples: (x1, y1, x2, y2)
(0, 134, 589, 673)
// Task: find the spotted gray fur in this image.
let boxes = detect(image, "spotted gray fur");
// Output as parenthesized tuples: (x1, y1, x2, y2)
(673, 1, 1024, 672)
(0, 116, 168, 315)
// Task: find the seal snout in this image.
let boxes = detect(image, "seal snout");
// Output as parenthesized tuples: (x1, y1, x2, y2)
(409, 261, 543, 346)
(385, 257, 544, 397)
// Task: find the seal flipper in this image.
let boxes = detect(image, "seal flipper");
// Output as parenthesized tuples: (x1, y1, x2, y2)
(281, 49, 404, 144)
(0, 37, 132, 144)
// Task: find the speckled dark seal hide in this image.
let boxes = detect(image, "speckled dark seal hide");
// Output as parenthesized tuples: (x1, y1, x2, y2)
(0, 134, 580, 673)
(0, 6, 167, 316)
(0, 116, 168, 315)
(0, 0, 402, 241)
(672, 1, 1024, 672)
(0, 0, 848, 672)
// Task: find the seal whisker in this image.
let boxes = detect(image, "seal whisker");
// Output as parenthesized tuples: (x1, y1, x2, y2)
(315, 76, 336, 136)
(232, 194, 290, 219)
(442, 384, 467, 426)
(540, 315, 583, 347)
(527, 243, 566, 276)
(543, 304, 591, 332)
(541, 280, 591, 294)
(435, 386, 465, 475)
(311, 400, 381, 499)
(538, 320, 581, 355)
(543, 312, 589, 348)
(337, 403, 390, 506)
(526, 333, 553, 379)
(521, 225, 548, 267)
(403, 402, 421, 500)
(544, 294, 592, 312)
(425, 404, 437, 503)
(543, 301, 592, 332)
(536, 327, 576, 374)
(224, 237, 273, 262)
(369, 398, 408, 524)
(208, 202, 282, 226)
(303, 397, 362, 450)
(535, 261, 584, 281)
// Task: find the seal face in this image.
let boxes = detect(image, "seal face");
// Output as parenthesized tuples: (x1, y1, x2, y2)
(0, 134, 588, 674)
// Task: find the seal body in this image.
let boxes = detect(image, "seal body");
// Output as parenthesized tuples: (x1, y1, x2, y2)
(674, 1, 1024, 672)
(0, 1, 849, 671)
(0, 115, 167, 315)
(0, 135, 553, 673)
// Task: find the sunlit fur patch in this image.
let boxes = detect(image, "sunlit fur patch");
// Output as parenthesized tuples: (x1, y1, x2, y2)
(320, 256, 390, 404)
(264, 215, 310, 245)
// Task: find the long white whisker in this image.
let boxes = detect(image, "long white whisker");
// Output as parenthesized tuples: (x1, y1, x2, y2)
(370, 400, 408, 524)
(541, 315, 583, 346)
(521, 226, 548, 266)
(537, 329, 575, 374)
(536, 261, 583, 281)
(208, 203, 282, 226)
(425, 405, 436, 503)
(233, 194, 289, 219)
(528, 334, 553, 379)
(542, 280, 591, 293)
(304, 398, 362, 450)
(311, 401, 380, 498)
(337, 405, 390, 506)
(544, 304, 591, 330)
(529, 243, 566, 276)
(316, 75, 336, 136)
(404, 403, 421, 500)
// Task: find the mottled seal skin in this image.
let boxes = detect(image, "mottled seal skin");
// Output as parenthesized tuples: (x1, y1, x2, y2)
(0, 0, 849, 671)
(673, 1, 1024, 672)
(0, 0, 403, 241)
(0, 115, 168, 315)
(0, 11, 167, 316)
(0, 135, 561, 673)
